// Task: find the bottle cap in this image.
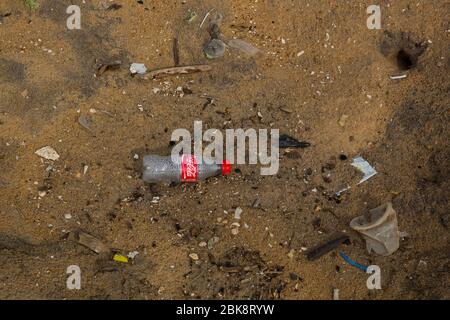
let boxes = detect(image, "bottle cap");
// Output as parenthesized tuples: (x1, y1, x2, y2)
(221, 160, 232, 176)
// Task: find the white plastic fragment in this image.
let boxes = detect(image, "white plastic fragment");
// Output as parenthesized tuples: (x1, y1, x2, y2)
(130, 63, 147, 75)
(234, 207, 242, 220)
(333, 288, 340, 300)
(351, 156, 377, 184)
(336, 156, 378, 196)
(127, 251, 139, 259)
(390, 74, 407, 80)
(227, 39, 260, 56)
(35, 146, 60, 161)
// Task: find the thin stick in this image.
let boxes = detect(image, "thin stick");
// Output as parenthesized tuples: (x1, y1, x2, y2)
(173, 37, 180, 66)
(148, 65, 212, 78)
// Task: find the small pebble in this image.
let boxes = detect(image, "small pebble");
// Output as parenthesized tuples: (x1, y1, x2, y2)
(234, 207, 242, 220)
(189, 253, 199, 261)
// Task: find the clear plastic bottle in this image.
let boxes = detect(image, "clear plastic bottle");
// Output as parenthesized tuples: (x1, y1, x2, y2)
(143, 154, 231, 183)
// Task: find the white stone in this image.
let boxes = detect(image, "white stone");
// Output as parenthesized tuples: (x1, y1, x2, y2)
(35, 146, 59, 161)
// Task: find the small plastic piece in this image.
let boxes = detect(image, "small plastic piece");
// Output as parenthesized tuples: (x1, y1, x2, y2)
(227, 39, 260, 56)
(350, 202, 400, 256)
(113, 253, 129, 263)
(130, 63, 147, 75)
(203, 39, 226, 59)
(351, 156, 377, 184)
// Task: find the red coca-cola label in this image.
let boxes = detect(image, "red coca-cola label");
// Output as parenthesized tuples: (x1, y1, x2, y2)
(181, 154, 198, 182)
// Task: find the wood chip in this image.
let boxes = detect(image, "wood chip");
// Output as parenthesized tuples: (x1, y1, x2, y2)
(148, 65, 212, 79)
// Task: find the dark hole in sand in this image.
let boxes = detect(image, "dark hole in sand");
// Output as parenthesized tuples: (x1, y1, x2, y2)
(396, 49, 415, 70)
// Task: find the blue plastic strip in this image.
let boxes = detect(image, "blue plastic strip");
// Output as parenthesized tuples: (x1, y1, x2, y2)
(339, 251, 368, 272)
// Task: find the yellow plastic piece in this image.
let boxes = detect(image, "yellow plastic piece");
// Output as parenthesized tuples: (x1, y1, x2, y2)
(113, 254, 129, 263)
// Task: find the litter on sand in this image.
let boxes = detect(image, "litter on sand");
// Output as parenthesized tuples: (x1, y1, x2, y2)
(390, 74, 407, 80)
(227, 39, 260, 56)
(306, 234, 350, 261)
(113, 253, 129, 263)
(35, 146, 60, 161)
(185, 10, 198, 23)
(200, 8, 214, 28)
(69, 230, 110, 254)
(78, 114, 93, 133)
(351, 156, 377, 184)
(339, 252, 368, 272)
(350, 202, 400, 256)
(336, 156, 377, 196)
(203, 38, 226, 59)
(130, 63, 148, 75)
(333, 288, 340, 300)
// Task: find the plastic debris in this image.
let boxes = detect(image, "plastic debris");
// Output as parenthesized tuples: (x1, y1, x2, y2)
(336, 157, 377, 196)
(69, 230, 110, 254)
(351, 156, 377, 184)
(227, 39, 260, 56)
(130, 63, 148, 75)
(78, 114, 93, 133)
(390, 74, 407, 80)
(339, 252, 368, 272)
(279, 134, 311, 148)
(113, 253, 129, 263)
(200, 8, 214, 28)
(333, 288, 340, 300)
(35, 146, 60, 161)
(203, 38, 226, 59)
(185, 10, 198, 23)
(202, 11, 226, 59)
(143, 154, 231, 183)
(306, 234, 350, 261)
(127, 251, 139, 259)
(350, 202, 400, 256)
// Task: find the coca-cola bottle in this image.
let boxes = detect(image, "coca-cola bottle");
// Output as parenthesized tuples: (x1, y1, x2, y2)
(142, 154, 231, 183)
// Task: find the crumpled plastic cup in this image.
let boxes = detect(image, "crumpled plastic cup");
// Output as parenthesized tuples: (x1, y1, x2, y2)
(350, 202, 400, 256)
